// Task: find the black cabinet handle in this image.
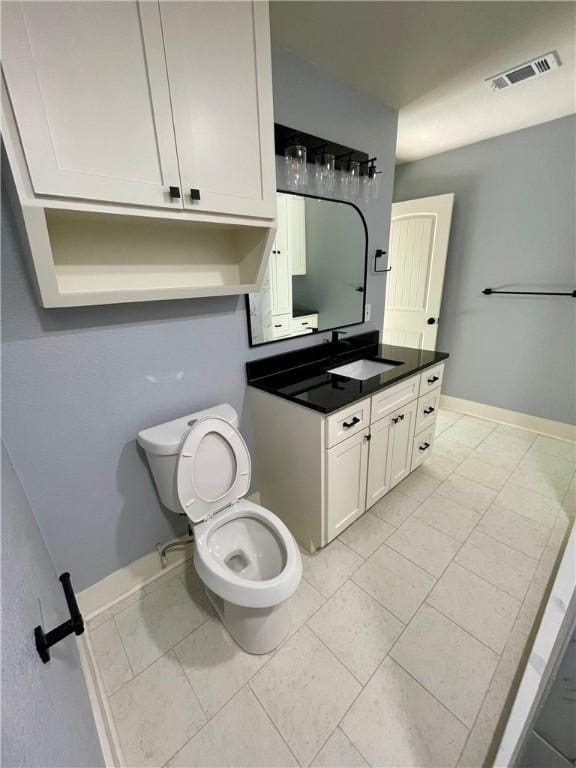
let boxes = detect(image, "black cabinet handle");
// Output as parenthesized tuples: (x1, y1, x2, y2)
(35, 573, 84, 663)
(427, 318, 436, 325)
(301, 322, 309, 326)
(169, 186, 181, 199)
(343, 416, 360, 428)
(398, 413, 405, 421)
(419, 442, 431, 451)
(427, 375, 440, 384)
(274, 324, 282, 328)
(423, 407, 435, 415)
(190, 188, 201, 201)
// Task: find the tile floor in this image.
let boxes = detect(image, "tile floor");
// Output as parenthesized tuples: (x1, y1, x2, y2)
(87, 410, 575, 768)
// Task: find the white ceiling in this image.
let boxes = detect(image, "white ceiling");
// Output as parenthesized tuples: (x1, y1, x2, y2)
(270, 2, 576, 163)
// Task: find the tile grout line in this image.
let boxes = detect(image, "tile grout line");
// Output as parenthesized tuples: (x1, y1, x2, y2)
(387, 652, 473, 732)
(246, 681, 303, 767)
(111, 613, 136, 681)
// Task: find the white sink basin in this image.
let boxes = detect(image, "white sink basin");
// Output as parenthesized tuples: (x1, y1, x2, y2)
(328, 359, 402, 380)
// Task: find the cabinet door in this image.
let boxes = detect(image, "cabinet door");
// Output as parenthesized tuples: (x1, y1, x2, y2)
(160, 1, 276, 218)
(270, 248, 293, 316)
(388, 400, 418, 489)
(366, 415, 394, 509)
(270, 196, 292, 315)
(287, 195, 307, 275)
(276, 194, 289, 254)
(326, 430, 369, 542)
(2, 1, 182, 209)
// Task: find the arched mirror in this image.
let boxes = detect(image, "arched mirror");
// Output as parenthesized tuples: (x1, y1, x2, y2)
(246, 191, 368, 346)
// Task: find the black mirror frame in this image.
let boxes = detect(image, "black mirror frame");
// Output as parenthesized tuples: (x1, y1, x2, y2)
(245, 189, 369, 349)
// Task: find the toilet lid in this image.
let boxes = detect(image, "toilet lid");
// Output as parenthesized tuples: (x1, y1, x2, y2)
(176, 416, 251, 523)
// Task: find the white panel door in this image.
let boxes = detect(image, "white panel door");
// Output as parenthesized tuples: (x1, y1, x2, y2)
(326, 430, 369, 541)
(1, 1, 182, 208)
(160, 1, 276, 217)
(383, 194, 454, 349)
(388, 400, 418, 489)
(366, 415, 393, 509)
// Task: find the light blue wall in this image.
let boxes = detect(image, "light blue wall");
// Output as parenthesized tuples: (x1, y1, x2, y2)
(1, 46, 397, 589)
(1, 444, 104, 768)
(394, 116, 576, 425)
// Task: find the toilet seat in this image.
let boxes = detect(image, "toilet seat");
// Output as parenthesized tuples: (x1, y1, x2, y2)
(193, 499, 302, 608)
(177, 416, 250, 522)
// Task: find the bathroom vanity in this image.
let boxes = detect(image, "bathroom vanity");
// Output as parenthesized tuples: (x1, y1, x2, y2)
(247, 332, 448, 552)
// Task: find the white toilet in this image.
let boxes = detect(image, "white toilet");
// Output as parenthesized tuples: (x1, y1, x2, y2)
(138, 404, 302, 654)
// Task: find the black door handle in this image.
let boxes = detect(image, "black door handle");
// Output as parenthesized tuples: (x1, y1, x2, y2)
(169, 186, 181, 200)
(342, 416, 360, 428)
(190, 188, 201, 201)
(423, 407, 435, 415)
(427, 375, 440, 384)
(427, 318, 436, 325)
(419, 442, 431, 451)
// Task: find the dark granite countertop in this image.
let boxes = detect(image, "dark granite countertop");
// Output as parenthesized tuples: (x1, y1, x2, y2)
(246, 331, 449, 415)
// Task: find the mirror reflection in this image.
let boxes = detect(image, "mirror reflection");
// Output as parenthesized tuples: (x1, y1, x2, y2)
(247, 192, 367, 345)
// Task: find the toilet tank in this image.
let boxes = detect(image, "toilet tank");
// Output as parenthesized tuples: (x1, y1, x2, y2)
(138, 403, 239, 513)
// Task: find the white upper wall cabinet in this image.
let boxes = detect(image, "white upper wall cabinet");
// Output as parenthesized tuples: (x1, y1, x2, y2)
(160, 1, 276, 218)
(2, 0, 276, 220)
(1, 0, 277, 306)
(2, 1, 182, 209)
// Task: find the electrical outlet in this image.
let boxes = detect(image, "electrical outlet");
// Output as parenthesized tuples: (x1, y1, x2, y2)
(364, 303, 371, 322)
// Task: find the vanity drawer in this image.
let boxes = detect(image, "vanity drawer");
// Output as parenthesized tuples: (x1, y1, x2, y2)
(419, 364, 444, 395)
(326, 398, 371, 448)
(371, 375, 419, 424)
(415, 388, 441, 433)
(411, 426, 435, 470)
(270, 314, 292, 339)
(290, 314, 318, 333)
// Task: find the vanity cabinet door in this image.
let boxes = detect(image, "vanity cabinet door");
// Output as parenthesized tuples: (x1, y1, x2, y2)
(326, 430, 369, 542)
(160, 1, 276, 218)
(2, 1, 182, 209)
(366, 414, 394, 509)
(388, 399, 418, 489)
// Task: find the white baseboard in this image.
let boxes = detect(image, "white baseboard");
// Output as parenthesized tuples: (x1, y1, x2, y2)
(78, 491, 261, 619)
(440, 395, 576, 442)
(78, 632, 123, 767)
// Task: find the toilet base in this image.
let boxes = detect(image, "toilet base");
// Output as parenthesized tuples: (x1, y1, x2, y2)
(205, 587, 290, 655)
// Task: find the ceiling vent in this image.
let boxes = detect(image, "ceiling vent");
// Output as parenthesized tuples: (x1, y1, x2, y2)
(486, 51, 561, 91)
